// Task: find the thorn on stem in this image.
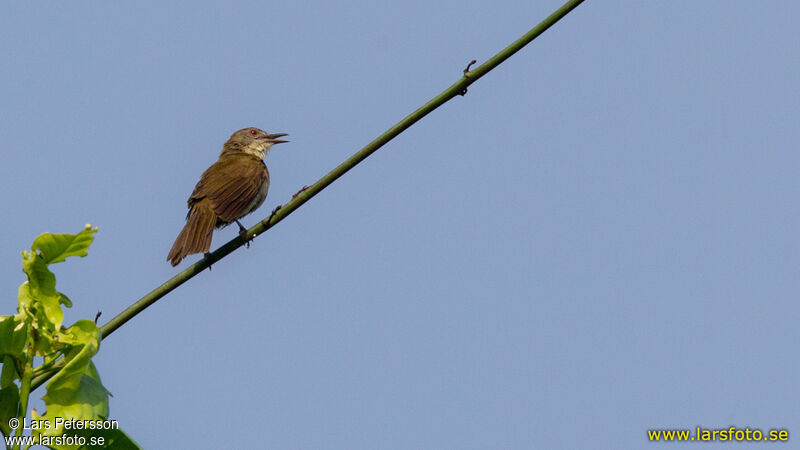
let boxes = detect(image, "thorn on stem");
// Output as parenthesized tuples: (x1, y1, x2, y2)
(463, 59, 477, 75)
(459, 59, 477, 96)
(292, 185, 309, 200)
(264, 205, 282, 227)
(94, 311, 102, 324)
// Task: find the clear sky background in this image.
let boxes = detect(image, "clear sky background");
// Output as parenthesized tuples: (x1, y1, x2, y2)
(1, 1, 798, 448)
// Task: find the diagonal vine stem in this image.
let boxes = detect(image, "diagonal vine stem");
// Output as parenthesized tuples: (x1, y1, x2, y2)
(31, 0, 585, 392)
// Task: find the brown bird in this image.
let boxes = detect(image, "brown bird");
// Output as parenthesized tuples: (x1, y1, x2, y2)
(167, 127, 288, 266)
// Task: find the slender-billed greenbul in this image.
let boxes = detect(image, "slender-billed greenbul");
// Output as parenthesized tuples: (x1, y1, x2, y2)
(167, 127, 288, 266)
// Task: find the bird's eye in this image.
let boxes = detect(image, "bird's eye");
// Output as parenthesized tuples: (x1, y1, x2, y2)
(250, 129, 257, 136)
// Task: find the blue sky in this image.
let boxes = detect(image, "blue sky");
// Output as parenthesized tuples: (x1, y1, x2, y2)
(1, 1, 798, 448)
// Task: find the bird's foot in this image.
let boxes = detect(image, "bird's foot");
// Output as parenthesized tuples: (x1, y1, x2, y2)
(235, 220, 251, 248)
(235, 219, 247, 233)
(292, 185, 309, 200)
(204, 252, 212, 270)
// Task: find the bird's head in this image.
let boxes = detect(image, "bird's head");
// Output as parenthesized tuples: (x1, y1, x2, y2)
(222, 127, 289, 159)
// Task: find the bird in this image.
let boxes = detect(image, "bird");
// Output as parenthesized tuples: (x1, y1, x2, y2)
(167, 127, 288, 266)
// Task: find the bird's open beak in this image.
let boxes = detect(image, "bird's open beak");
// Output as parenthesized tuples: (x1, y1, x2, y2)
(265, 133, 289, 144)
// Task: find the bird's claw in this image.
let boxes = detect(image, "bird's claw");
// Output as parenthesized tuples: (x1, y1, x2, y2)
(234, 220, 252, 248)
(239, 229, 251, 248)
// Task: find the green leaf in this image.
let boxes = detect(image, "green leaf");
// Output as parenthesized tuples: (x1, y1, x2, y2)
(1, 356, 18, 388)
(22, 254, 56, 299)
(0, 315, 28, 359)
(34, 321, 115, 447)
(59, 292, 73, 308)
(17, 282, 34, 313)
(19, 226, 97, 339)
(13, 226, 131, 448)
(41, 321, 109, 423)
(20, 256, 65, 335)
(42, 361, 109, 421)
(40, 290, 65, 332)
(0, 384, 20, 438)
(56, 320, 99, 348)
(33, 330, 56, 356)
(46, 321, 103, 390)
(19, 282, 61, 353)
(35, 360, 112, 445)
(31, 225, 97, 265)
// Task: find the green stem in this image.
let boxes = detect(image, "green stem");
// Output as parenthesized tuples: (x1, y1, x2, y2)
(13, 348, 33, 450)
(29, 364, 61, 392)
(34, 0, 586, 391)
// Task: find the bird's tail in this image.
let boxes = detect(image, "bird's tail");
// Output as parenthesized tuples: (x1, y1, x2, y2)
(167, 199, 216, 266)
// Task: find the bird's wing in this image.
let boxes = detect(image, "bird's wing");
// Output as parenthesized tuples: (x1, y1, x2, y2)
(189, 153, 269, 222)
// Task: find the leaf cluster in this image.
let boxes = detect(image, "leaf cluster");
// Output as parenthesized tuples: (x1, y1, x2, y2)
(0, 226, 138, 449)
